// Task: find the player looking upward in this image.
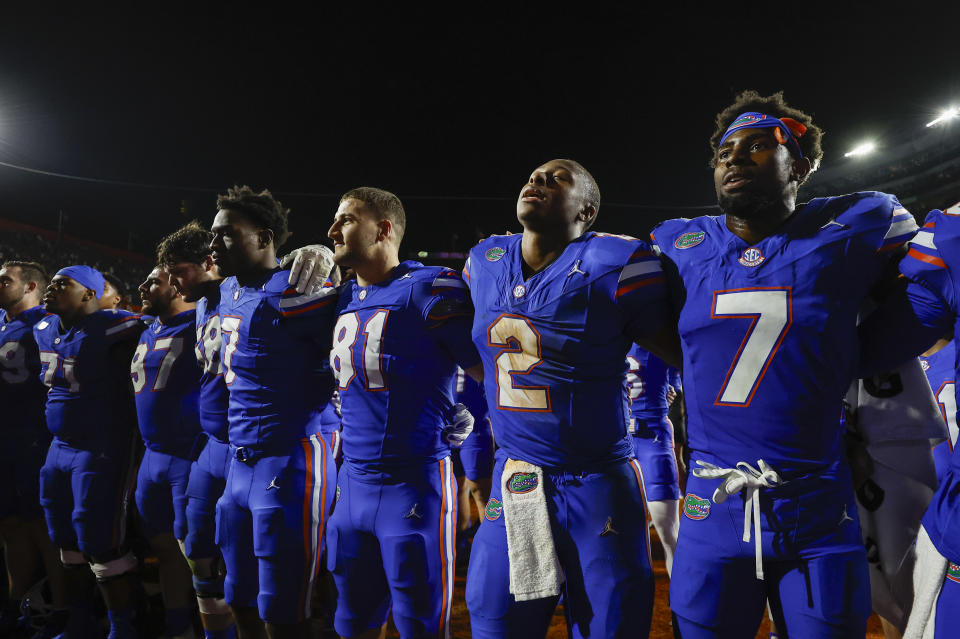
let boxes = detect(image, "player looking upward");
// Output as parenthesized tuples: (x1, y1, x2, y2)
(324, 187, 481, 639)
(0, 261, 67, 634)
(132, 266, 202, 638)
(625, 345, 681, 576)
(651, 91, 918, 638)
(35, 265, 146, 639)
(463, 159, 673, 638)
(210, 186, 337, 639)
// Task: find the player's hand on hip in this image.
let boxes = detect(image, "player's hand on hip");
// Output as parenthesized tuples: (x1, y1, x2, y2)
(442, 403, 474, 447)
(281, 244, 335, 294)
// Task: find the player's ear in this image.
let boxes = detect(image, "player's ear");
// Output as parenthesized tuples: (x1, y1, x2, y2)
(378, 219, 393, 243)
(578, 204, 597, 228)
(791, 157, 811, 184)
(203, 255, 215, 273)
(257, 228, 274, 249)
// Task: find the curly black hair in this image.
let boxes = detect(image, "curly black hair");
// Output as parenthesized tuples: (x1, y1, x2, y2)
(710, 90, 824, 180)
(156, 220, 214, 267)
(216, 185, 291, 250)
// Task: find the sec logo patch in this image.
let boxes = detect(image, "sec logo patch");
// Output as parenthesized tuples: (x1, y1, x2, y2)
(738, 247, 765, 267)
(683, 493, 711, 520)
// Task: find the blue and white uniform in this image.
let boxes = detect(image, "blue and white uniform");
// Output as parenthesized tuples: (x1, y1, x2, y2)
(215, 269, 337, 624)
(451, 367, 493, 482)
(183, 289, 231, 563)
(131, 310, 202, 540)
(653, 192, 916, 637)
(0, 306, 52, 520)
(34, 309, 144, 557)
(463, 232, 669, 638)
(326, 262, 479, 639)
(921, 341, 957, 482)
(625, 344, 680, 502)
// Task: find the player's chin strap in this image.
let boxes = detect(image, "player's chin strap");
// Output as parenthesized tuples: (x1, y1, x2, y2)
(693, 459, 783, 580)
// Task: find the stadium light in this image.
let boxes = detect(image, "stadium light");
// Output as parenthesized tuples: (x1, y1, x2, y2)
(926, 106, 959, 127)
(844, 142, 876, 158)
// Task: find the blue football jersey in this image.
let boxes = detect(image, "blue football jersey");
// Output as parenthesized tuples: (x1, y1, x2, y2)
(331, 261, 479, 475)
(0, 306, 50, 431)
(921, 341, 957, 448)
(464, 232, 670, 469)
(652, 192, 917, 474)
(894, 208, 960, 560)
(33, 309, 145, 444)
(131, 310, 202, 457)
(453, 365, 488, 424)
(217, 269, 337, 451)
(625, 344, 673, 424)
(194, 289, 229, 442)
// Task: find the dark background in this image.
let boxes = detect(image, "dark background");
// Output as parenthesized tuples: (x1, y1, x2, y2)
(1, 6, 958, 257)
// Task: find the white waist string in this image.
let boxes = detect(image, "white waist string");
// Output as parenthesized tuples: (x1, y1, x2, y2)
(692, 459, 783, 579)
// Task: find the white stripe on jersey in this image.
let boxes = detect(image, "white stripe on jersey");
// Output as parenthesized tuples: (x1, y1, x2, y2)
(432, 276, 467, 289)
(278, 286, 336, 309)
(105, 319, 139, 336)
(618, 260, 661, 283)
(910, 230, 937, 250)
(884, 212, 918, 239)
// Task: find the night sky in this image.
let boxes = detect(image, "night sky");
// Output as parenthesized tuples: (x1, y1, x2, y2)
(1, 7, 958, 257)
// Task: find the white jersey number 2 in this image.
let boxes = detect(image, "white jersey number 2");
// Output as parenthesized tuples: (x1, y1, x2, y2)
(712, 288, 792, 406)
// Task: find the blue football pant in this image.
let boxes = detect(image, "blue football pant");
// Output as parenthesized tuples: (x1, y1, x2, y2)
(326, 457, 457, 639)
(672, 464, 871, 638)
(0, 428, 49, 521)
(38, 436, 137, 556)
(934, 562, 960, 638)
(183, 437, 231, 560)
(466, 456, 654, 639)
(216, 434, 335, 624)
(630, 419, 680, 502)
(135, 448, 192, 539)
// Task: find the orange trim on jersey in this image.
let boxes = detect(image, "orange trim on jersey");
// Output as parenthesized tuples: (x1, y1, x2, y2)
(908, 248, 947, 269)
(615, 276, 665, 299)
(924, 221, 937, 228)
(878, 241, 907, 253)
(279, 297, 336, 317)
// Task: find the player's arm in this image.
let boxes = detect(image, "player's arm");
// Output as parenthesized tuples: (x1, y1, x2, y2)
(616, 244, 680, 367)
(858, 212, 956, 375)
(424, 271, 482, 374)
(275, 282, 339, 348)
(280, 244, 337, 294)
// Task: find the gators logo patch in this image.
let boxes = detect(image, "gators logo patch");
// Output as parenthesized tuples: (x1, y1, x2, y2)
(674, 231, 705, 249)
(729, 113, 766, 129)
(948, 562, 960, 584)
(485, 498, 503, 521)
(485, 247, 506, 262)
(507, 472, 538, 494)
(684, 493, 711, 520)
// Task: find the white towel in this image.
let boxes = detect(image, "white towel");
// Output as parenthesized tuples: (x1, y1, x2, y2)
(903, 526, 947, 639)
(500, 458, 563, 601)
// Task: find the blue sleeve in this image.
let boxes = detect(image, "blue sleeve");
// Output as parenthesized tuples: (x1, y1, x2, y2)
(613, 244, 671, 342)
(422, 270, 481, 369)
(272, 279, 338, 348)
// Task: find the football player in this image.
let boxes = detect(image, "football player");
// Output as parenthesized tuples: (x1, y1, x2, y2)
(920, 339, 957, 481)
(0, 261, 66, 634)
(210, 186, 337, 639)
(35, 265, 146, 638)
(463, 159, 673, 638)
(100, 272, 126, 310)
(325, 187, 481, 639)
(651, 91, 917, 637)
(625, 345, 681, 576)
(856, 208, 960, 638)
(132, 266, 203, 638)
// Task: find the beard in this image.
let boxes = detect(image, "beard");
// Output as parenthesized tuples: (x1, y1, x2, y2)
(717, 188, 782, 219)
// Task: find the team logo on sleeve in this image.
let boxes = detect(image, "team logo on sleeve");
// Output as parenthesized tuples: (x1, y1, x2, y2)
(738, 247, 765, 267)
(507, 472, 538, 494)
(485, 498, 503, 520)
(949, 562, 960, 583)
(486, 247, 506, 262)
(674, 231, 706, 249)
(683, 494, 711, 520)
